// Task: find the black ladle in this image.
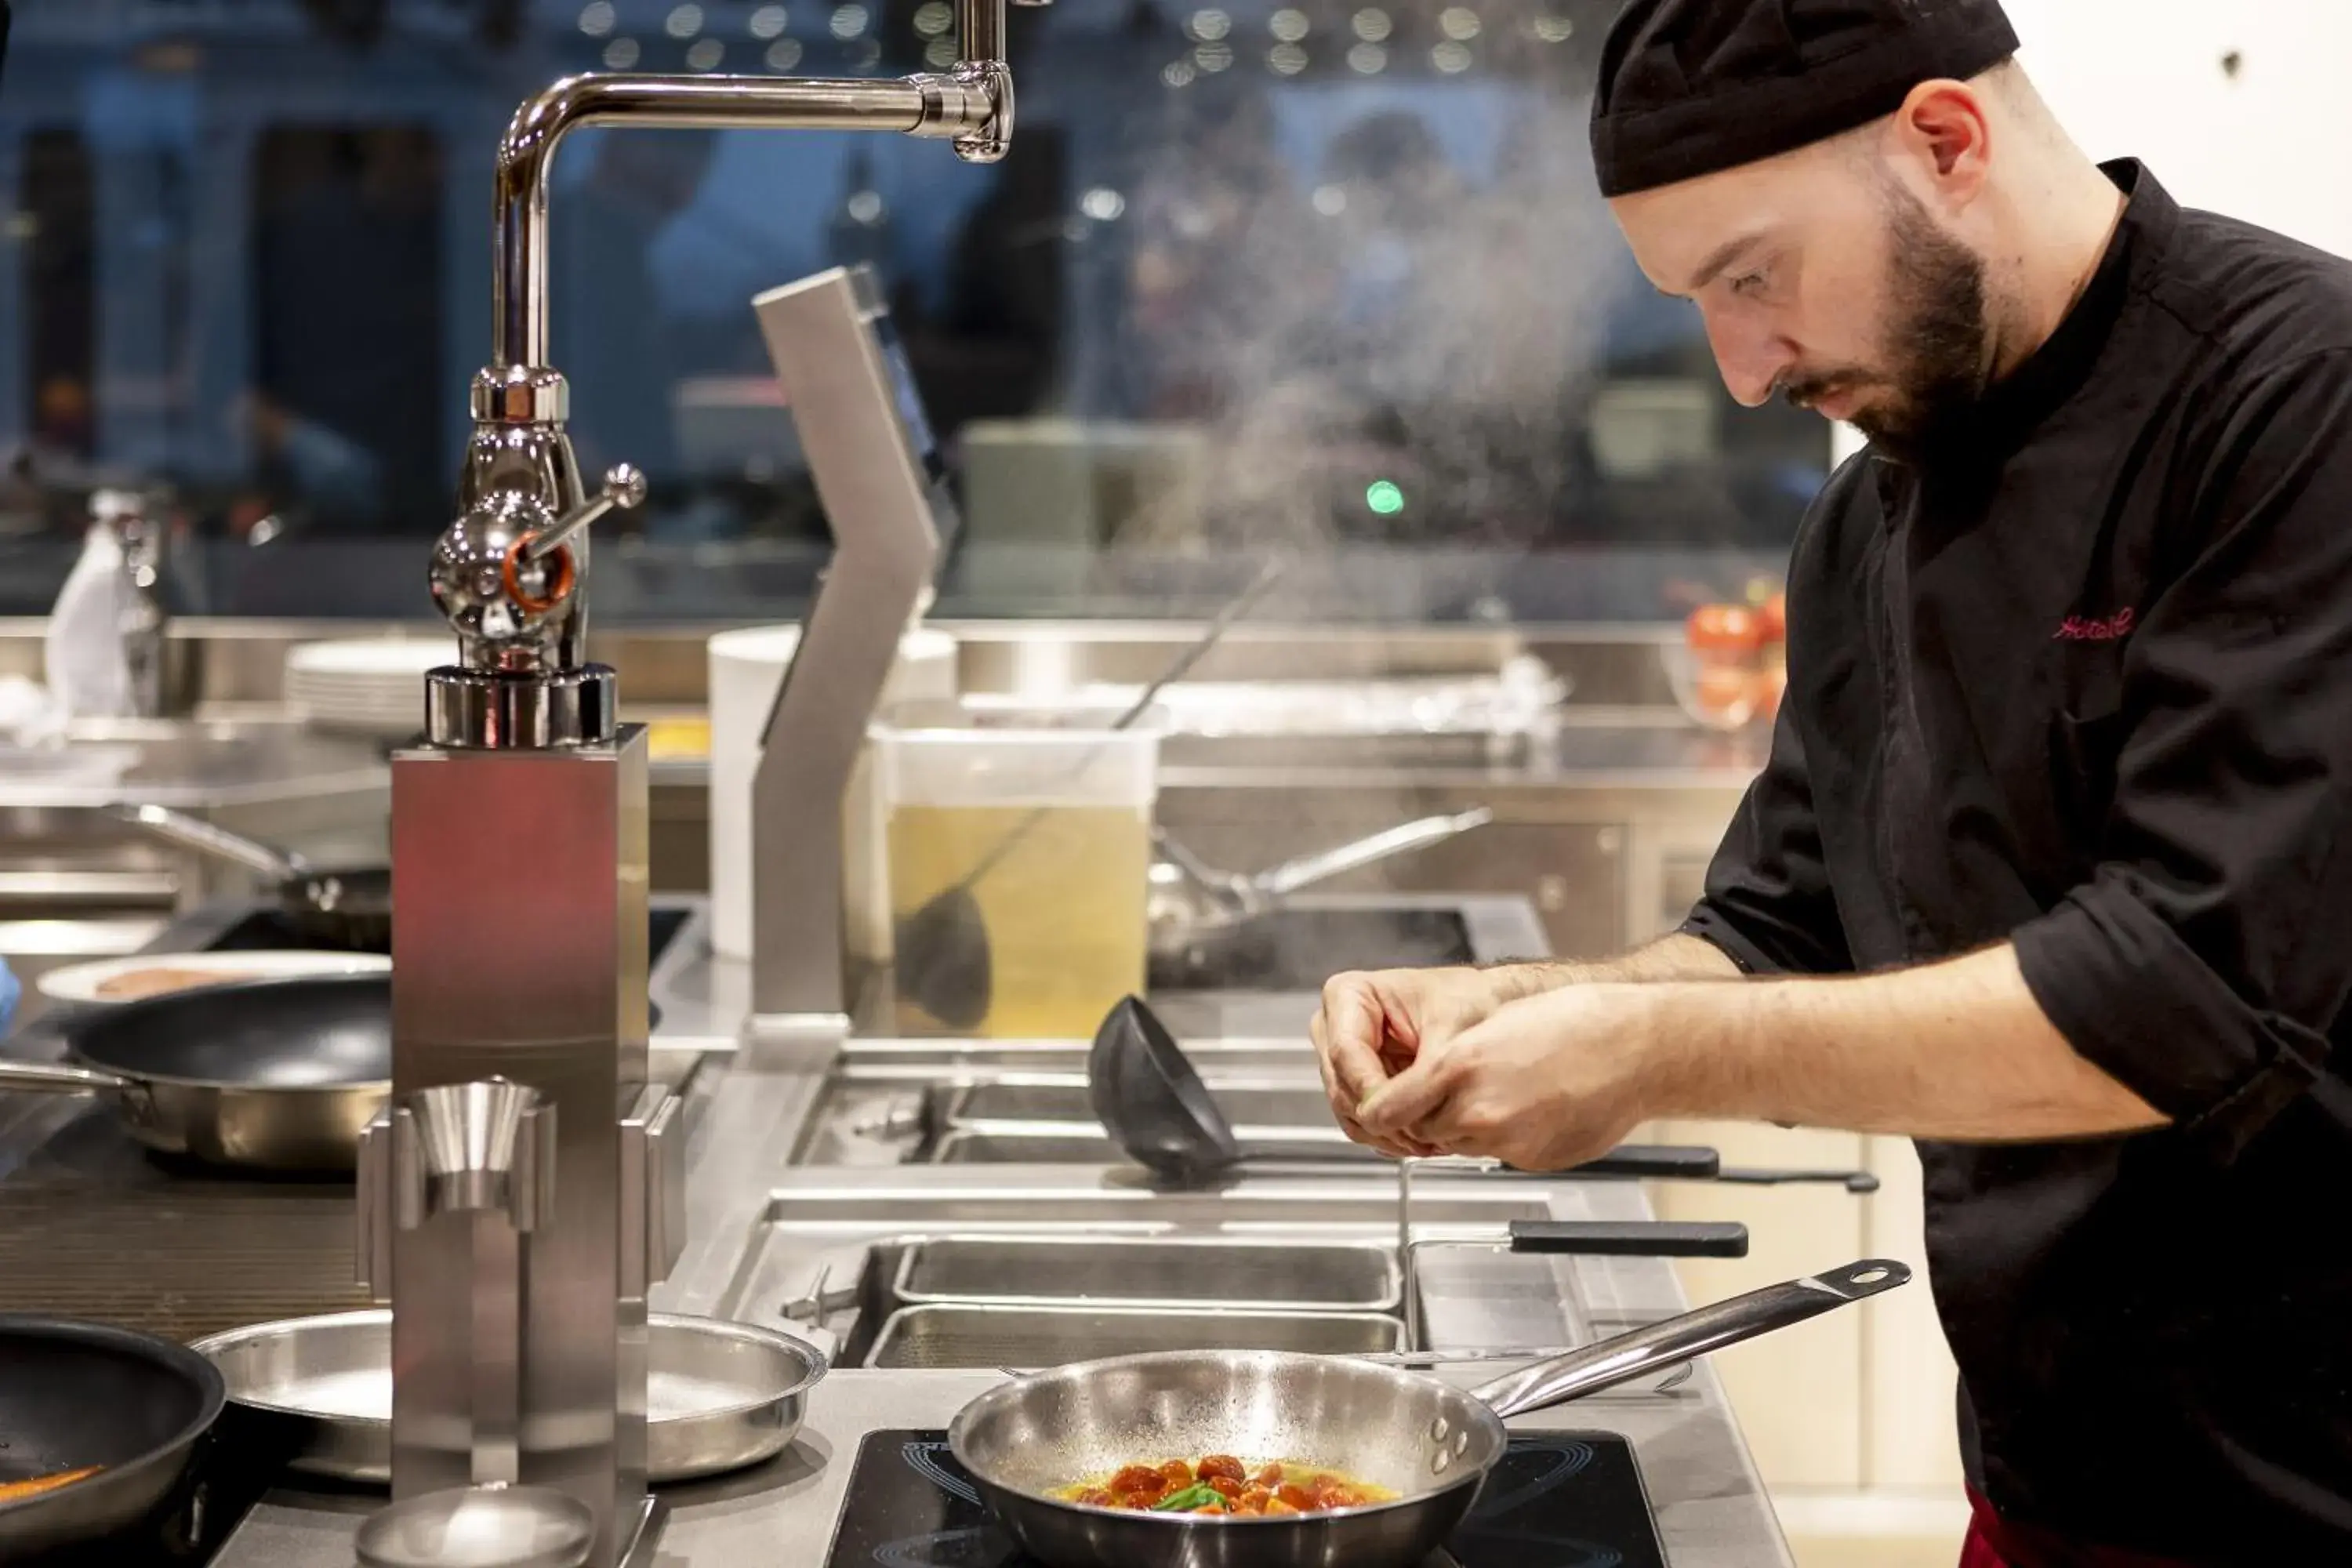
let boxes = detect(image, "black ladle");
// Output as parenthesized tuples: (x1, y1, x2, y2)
(894, 561, 1288, 1033)
(1087, 994, 1878, 1193)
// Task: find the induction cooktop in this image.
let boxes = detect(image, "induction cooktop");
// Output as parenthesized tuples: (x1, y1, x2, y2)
(821, 1428, 1668, 1568)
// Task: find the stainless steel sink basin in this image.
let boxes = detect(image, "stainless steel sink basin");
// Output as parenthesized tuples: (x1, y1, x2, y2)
(894, 1236, 1401, 1311)
(865, 1303, 1406, 1368)
(717, 1179, 1589, 1369)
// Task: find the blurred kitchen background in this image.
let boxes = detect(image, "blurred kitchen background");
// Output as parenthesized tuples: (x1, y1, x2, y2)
(0, 0, 1825, 623)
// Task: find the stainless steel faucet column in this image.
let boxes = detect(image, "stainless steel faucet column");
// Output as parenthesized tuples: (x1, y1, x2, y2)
(384, 6, 1043, 1563)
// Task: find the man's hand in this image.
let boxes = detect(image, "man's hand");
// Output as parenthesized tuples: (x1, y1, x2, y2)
(1310, 938, 1740, 1160)
(1353, 985, 1667, 1171)
(1310, 967, 1518, 1160)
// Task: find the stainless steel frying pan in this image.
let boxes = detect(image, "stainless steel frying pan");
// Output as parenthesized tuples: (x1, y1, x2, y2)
(949, 1258, 1908, 1568)
(191, 1309, 826, 1485)
(0, 975, 389, 1172)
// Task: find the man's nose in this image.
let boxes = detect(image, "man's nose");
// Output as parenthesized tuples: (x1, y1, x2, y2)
(1699, 306, 1795, 408)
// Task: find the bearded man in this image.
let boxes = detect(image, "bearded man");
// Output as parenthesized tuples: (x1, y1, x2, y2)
(1313, 2, 2352, 1562)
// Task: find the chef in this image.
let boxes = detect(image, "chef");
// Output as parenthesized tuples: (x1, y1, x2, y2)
(1312, 1, 2352, 1562)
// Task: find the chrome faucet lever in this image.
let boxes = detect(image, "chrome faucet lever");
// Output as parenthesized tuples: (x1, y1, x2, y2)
(526, 463, 645, 565)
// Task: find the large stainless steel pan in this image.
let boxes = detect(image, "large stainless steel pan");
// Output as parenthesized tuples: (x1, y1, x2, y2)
(949, 1258, 1908, 1568)
(0, 975, 389, 1172)
(190, 1309, 826, 1485)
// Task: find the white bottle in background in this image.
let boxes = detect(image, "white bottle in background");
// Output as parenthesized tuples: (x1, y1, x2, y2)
(43, 517, 139, 721)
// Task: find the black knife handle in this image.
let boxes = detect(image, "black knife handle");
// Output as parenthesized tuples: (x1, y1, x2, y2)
(1715, 1167, 1881, 1193)
(1563, 1144, 1724, 1180)
(1507, 1220, 1751, 1258)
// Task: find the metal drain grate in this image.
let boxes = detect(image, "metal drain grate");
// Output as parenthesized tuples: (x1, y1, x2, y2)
(0, 1184, 372, 1343)
(0, 1110, 369, 1344)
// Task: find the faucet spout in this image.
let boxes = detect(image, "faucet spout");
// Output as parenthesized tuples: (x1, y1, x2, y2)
(490, 74, 935, 372)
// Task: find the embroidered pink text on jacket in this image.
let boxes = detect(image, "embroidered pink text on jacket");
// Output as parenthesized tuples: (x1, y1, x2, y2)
(2054, 608, 2136, 642)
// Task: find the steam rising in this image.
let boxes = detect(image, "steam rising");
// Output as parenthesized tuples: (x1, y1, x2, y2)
(1107, 9, 1631, 576)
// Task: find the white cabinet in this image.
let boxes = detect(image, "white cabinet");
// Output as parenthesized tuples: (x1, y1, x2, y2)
(1635, 1125, 1962, 1493)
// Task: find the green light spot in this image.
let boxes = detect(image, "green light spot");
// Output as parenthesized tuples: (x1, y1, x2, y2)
(1366, 480, 1405, 516)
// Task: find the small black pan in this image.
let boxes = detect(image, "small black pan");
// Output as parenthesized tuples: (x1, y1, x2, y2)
(0, 1316, 225, 1561)
(112, 805, 391, 951)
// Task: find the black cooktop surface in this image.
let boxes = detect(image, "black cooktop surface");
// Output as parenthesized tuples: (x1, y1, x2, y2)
(822, 1428, 1668, 1568)
(205, 905, 693, 963)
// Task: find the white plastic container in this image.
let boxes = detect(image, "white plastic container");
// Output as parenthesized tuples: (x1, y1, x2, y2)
(706, 625, 958, 963)
(872, 701, 1162, 1038)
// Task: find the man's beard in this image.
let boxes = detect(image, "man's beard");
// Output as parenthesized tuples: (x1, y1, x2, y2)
(1780, 180, 1993, 461)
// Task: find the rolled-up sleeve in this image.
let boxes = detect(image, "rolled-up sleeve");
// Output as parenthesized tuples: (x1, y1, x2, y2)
(1683, 701, 1854, 978)
(2012, 350, 2352, 1159)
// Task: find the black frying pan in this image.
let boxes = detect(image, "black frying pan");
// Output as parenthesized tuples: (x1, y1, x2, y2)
(0, 975, 390, 1172)
(0, 1316, 225, 1560)
(111, 805, 392, 951)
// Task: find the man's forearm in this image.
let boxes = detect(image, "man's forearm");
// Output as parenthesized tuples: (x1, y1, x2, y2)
(1646, 942, 2169, 1141)
(1492, 933, 1742, 1002)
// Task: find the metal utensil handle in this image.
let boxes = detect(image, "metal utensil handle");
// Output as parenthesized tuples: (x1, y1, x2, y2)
(1107, 555, 1289, 731)
(1469, 1258, 1911, 1419)
(109, 803, 306, 880)
(955, 557, 1288, 893)
(0, 1058, 129, 1094)
(1507, 1220, 1749, 1258)
(1252, 808, 1496, 900)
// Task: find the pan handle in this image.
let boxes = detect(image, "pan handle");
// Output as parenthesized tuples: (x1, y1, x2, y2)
(109, 804, 306, 880)
(0, 1058, 130, 1095)
(1468, 1258, 1911, 1420)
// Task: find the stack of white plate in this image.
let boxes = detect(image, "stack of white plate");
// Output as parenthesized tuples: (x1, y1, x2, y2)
(284, 638, 456, 739)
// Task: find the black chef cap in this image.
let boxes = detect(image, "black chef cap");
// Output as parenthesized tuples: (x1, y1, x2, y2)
(1591, 0, 2021, 198)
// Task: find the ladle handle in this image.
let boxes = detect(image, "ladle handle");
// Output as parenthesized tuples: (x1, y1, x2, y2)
(1469, 1258, 1911, 1419)
(1507, 1221, 1749, 1258)
(953, 558, 1287, 895)
(1109, 556, 1288, 730)
(0, 1058, 129, 1095)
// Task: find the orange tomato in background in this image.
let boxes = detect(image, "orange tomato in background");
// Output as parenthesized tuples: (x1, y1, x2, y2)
(1686, 604, 1763, 655)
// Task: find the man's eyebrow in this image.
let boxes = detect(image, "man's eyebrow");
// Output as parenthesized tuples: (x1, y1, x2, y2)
(1663, 234, 1766, 298)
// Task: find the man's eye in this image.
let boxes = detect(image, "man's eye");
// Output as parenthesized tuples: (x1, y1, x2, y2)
(1730, 269, 1769, 297)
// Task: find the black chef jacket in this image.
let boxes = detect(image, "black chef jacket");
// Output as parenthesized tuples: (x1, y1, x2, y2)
(1682, 162, 2352, 1563)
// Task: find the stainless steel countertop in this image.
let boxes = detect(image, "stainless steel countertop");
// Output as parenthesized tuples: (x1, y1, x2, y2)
(0, 719, 388, 811)
(202, 974, 1791, 1566)
(11, 886, 1789, 1567)
(646, 715, 1767, 798)
(213, 1081, 1794, 1568)
(217, 1360, 1785, 1568)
